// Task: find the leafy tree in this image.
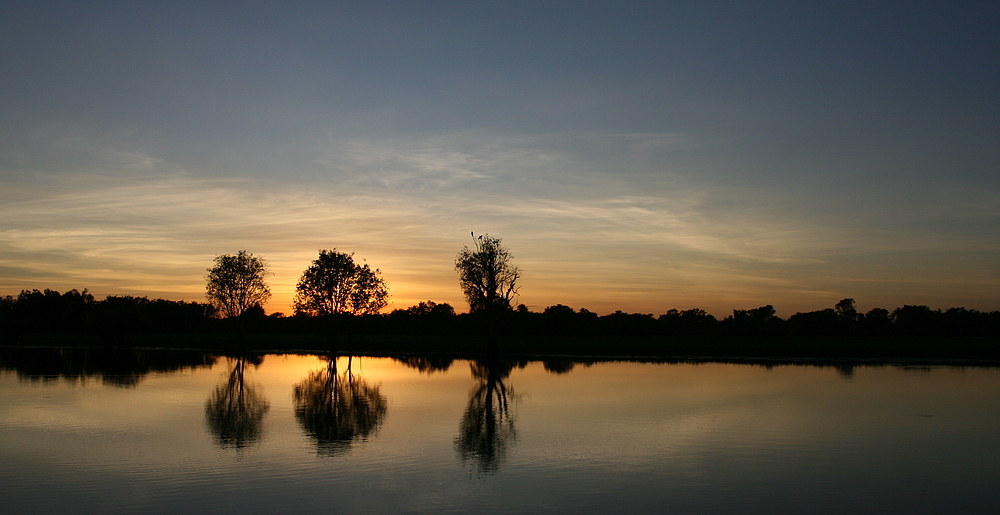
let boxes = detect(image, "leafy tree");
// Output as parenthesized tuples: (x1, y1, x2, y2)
(294, 249, 389, 316)
(205, 250, 272, 319)
(724, 304, 782, 335)
(543, 304, 575, 317)
(892, 305, 943, 336)
(659, 308, 718, 335)
(455, 234, 520, 313)
(861, 307, 893, 336)
(786, 308, 839, 336)
(393, 300, 456, 317)
(541, 304, 579, 335)
(387, 301, 456, 335)
(599, 310, 658, 335)
(835, 298, 859, 322)
(455, 234, 521, 351)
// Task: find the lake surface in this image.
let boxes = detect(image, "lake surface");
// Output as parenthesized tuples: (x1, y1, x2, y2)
(2, 349, 999, 514)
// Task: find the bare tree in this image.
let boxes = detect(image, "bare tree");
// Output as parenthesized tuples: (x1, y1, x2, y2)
(294, 249, 389, 316)
(205, 250, 272, 319)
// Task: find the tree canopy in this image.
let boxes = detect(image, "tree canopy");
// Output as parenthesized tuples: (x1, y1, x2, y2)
(455, 234, 520, 314)
(294, 249, 389, 316)
(205, 250, 272, 319)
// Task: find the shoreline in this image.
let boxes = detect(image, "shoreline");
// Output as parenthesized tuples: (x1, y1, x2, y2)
(3, 342, 999, 367)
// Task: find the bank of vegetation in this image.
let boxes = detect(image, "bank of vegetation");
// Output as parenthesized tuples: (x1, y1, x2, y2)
(1, 288, 998, 359)
(3, 237, 998, 359)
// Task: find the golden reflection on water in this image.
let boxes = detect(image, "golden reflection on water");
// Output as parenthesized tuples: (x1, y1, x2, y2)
(455, 360, 519, 473)
(3, 350, 1000, 514)
(293, 357, 388, 456)
(205, 355, 270, 449)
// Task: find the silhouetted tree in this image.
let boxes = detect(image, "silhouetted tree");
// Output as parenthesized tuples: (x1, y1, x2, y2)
(293, 357, 387, 456)
(393, 300, 456, 317)
(205, 251, 271, 332)
(892, 305, 943, 336)
(386, 301, 458, 335)
(598, 310, 658, 335)
(294, 250, 389, 348)
(542, 304, 576, 335)
(294, 250, 389, 317)
(786, 308, 839, 336)
(835, 298, 859, 323)
(861, 307, 893, 336)
(942, 307, 989, 337)
(11, 288, 95, 335)
(0, 295, 15, 339)
(723, 305, 783, 336)
(456, 234, 520, 352)
(787, 298, 861, 336)
(91, 295, 148, 345)
(205, 355, 270, 449)
(144, 298, 217, 333)
(456, 234, 521, 314)
(659, 308, 719, 335)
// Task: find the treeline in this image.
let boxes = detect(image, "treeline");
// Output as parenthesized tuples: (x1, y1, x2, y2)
(0, 289, 219, 342)
(2, 290, 999, 341)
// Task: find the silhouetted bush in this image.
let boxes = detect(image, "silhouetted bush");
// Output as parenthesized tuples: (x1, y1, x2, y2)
(721, 305, 784, 336)
(786, 309, 841, 336)
(892, 305, 944, 336)
(386, 301, 458, 334)
(658, 308, 719, 335)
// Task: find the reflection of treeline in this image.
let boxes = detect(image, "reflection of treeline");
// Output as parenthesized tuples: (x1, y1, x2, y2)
(0, 347, 217, 387)
(3, 292, 998, 340)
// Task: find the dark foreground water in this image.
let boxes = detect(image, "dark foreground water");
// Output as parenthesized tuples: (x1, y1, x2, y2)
(2, 349, 999, 514)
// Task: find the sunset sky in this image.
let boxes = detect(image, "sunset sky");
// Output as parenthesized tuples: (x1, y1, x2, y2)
(1, 1, 997, 317)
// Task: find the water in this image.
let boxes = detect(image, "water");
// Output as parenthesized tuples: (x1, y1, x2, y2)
(2, 349, 999, 514)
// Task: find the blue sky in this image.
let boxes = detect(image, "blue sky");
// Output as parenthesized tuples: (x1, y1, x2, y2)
(1, 0, 998, 316)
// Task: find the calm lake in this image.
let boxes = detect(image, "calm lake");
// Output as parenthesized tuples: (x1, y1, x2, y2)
(2, 349, 999, 514)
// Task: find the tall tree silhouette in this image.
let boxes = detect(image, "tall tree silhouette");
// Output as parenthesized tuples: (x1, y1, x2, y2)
(205, 250, 271, 334)
(455, 233, 520, 352)
(294, 250, 389, 316)
(294, 250, 389, 347)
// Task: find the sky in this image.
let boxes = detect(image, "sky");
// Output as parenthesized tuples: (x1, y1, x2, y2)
(1, 0, 998, 317)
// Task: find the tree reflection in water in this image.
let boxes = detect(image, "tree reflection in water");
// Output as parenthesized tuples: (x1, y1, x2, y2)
(393, 356, 454, 374)
(293, 356, 387, 456)
(205, 354, 270, 450)
(455, 358, 521, 474)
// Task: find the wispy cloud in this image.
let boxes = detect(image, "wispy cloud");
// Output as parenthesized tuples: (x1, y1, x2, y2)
(2, 128, 998, 316)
